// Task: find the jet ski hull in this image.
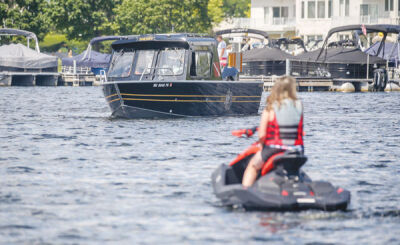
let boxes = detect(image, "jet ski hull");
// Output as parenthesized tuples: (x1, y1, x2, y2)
(212, 161, 350, 211)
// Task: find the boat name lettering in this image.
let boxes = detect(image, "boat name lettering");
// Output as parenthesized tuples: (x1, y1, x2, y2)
(153, 83, 173, 88)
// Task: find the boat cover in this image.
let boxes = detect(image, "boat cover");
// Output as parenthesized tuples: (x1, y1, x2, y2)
(62, 36, 124, 68)
(295, 47, 385, 64)
(365, 41, 399, 63)
(243, 47, 294, 62)
(62, 50, 111, 68)
(0, 43, 57, 69)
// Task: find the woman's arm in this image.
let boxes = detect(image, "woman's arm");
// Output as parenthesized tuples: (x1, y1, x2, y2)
(258, 109, 270, 144)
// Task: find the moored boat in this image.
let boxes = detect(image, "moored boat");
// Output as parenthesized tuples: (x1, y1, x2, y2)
(102, 34, 263, 118)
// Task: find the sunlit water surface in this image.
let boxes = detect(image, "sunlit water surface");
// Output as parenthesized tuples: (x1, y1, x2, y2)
(0, 87, 399, 244)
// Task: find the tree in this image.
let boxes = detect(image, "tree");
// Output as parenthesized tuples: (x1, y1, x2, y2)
(222, 0, 250, 18)
(114, 0, 211, 35)
(48, 0, 120, 41)
(0, 0, 51, 40)
(208, 0, 224, 25)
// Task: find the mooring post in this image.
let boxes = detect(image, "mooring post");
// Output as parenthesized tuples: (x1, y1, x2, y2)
(286, 59, 291, 76)
(366, 54, 369, 80)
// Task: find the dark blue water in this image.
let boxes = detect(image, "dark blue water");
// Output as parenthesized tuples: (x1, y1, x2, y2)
(0, 87, 399, 244)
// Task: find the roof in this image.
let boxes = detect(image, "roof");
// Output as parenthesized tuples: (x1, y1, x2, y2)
(326, 25, 388, 38)
(215, 28, 269, 39)
(89, 36, 126, 45)
(111, 33, 216, 51)
(0, 28, 40, 52)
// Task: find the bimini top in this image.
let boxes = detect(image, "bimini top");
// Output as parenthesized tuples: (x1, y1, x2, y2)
(62, 35, 126, 68)
(215, 28, 269, 39)
(111, 33, 216, 51)
(317, 25, 389, 61)
(0, 28, 40, 52)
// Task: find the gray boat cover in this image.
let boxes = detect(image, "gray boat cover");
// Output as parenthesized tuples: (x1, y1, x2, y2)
(294, 47, 385, 64)
(0, 43, 58, 69)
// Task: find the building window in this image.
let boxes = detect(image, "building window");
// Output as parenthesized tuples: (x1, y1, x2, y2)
(339, 0, 349, 16)
(308, 1, 315, 18)
(301, 1, 305, 18)
(317, 1, 325, 18)
(385, 0, 394, 11)
(272, 6, 289, 24)
(328, 0, 332, 18)
(264, 7, 269, 24)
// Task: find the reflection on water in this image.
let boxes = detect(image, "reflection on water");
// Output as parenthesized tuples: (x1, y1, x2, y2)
(0, 87, 399, 244)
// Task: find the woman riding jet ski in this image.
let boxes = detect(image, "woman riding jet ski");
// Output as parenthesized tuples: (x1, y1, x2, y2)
(212, 76, 350, 211)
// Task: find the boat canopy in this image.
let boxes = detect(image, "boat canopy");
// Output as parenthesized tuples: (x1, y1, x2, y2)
(111, 34, 216, 51)
(215, 28, 269, 40)
(317, 25, 389, 61)
(0, 28, 40, 52)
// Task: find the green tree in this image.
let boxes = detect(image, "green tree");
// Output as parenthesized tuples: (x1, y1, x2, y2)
(0, 0, 51, 40)
(222, 0, 250, 18)
(114, 0, 211, 35)
(48, 0, 120, 41)
(208, 0, 224, 24)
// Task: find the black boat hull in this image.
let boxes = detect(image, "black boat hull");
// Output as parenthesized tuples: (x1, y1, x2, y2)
(103, 80, 263, 118)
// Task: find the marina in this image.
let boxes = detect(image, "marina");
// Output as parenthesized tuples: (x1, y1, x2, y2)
(1, 1, 400, 244)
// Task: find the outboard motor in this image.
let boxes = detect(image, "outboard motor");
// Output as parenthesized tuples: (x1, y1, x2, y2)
(372, 68, 388, 91)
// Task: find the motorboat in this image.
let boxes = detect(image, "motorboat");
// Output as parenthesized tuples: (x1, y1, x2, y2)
(102, 34, 263, 118)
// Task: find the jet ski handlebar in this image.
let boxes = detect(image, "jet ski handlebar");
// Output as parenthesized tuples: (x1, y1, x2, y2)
(231, 126, 258, 138)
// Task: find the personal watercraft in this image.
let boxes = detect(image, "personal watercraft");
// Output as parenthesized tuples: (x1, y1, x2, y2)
(211, 128, 351, 211)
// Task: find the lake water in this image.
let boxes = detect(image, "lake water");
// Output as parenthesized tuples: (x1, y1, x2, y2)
(0, 87, 399, 244)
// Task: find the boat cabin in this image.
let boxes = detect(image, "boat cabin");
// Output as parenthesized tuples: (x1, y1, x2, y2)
(107, 34, 222, 82)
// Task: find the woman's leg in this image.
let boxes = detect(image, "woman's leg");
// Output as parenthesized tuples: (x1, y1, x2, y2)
(242, 151, 263, 187)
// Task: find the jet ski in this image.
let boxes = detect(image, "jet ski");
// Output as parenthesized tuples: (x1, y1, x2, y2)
(211, 128, 351, 211)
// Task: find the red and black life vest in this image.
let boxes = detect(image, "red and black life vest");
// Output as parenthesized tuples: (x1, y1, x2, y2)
(263, 101, 304, 147)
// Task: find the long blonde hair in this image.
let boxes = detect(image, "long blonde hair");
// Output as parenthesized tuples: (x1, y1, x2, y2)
(266, 76, 297, 111)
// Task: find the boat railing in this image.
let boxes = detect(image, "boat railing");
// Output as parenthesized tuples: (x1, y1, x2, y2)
(139, 67, 177, 81)
(99, 69, 107, 84)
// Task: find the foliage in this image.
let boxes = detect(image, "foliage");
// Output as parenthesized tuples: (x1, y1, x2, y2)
(222, 0, 250, 18)
(0, 0, 51, 40)
(40, 33, 88, 53)
(208, 0, 224, 25)
(114, 0, 211, 35)
(48, 0, 121, 41)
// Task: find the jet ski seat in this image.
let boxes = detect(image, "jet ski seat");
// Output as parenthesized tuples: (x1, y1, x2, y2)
(270, 152, 307, 177)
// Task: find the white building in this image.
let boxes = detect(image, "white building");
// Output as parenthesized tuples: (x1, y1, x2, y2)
(216, 0, 398, 42)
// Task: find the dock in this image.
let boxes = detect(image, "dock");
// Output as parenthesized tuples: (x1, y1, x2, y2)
(241, 76, 400, 92)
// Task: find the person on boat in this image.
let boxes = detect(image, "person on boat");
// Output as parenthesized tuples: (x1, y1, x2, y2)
(242, 76, 304, 187)
(216, 35, 227, 68)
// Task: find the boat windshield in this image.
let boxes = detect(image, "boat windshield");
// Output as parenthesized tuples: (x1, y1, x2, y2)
(133, 50, 155, 75)
(156, 49, 185, 76)
(108, 51, 135, 77)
